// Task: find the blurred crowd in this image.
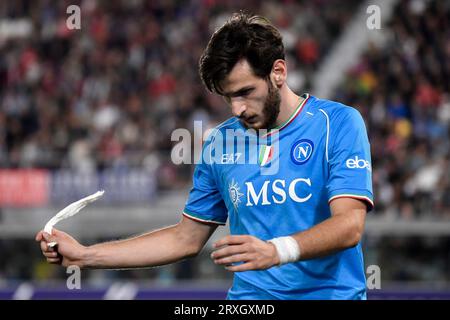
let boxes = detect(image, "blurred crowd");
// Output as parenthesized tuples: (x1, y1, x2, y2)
(334, 0, 450, 219)
(0, 0, 358, 190)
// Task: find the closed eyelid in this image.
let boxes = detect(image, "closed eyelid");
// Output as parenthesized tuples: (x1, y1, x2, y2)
(224, 87, 254, 98)
(235, 88, 253, 97)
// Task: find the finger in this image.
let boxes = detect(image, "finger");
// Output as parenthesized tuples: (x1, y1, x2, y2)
(46, 257, 62, 264)
(43, 233, 59, 249)
(211, 244, 247, 260)
(42, 232, 56, 243)
(43, 251, 59, 258)
(52, 228, 63, 237)
(40, 241, 55, 253)
(214, 253, 251, 266)
(214, 235, 250, 248)
(35, 230, 44, 242)
(40, 240, 47, 252)
(225, 262, 255, 272)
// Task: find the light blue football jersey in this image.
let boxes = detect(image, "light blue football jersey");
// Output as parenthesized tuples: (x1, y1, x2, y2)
(183, 94, 374, 300)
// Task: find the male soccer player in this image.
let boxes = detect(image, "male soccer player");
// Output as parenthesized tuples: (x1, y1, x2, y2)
(36, 13, 373, 300)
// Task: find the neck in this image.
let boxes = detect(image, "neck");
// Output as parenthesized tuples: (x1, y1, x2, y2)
(275, 86, 304, 127)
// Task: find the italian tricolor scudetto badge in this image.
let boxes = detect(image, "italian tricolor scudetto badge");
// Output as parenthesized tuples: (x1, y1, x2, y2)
(258, 145, 273, 167)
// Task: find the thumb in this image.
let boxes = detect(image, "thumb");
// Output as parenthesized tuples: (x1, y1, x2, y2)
(51, 228, 65, 238)
(42, 232, 55, 242)
(35, 230, 44, 242)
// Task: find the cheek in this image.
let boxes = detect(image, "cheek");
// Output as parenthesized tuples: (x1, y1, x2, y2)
(248, 96, 266, 113)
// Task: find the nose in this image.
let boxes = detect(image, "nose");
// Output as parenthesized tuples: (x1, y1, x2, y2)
(230, 99, 247, 118)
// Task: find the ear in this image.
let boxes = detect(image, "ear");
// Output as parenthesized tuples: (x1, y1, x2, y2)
(270, 59, 287, 88)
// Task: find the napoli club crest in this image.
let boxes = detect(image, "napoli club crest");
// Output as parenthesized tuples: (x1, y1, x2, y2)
(291, 139, 314, 165)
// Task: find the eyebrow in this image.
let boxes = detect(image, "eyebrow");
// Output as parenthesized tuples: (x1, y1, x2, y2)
(223, 86, 254, 97)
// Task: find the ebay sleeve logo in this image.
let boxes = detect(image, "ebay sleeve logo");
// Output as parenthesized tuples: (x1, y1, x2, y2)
(346, 156, 372, 172)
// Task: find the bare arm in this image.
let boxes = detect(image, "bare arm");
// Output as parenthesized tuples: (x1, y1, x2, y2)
(288, 197, 366, 260)
(212, 197, 367, 271)
(36, 216, 218, 269)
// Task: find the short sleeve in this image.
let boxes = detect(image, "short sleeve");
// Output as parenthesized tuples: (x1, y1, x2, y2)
(183, 137, 228, 225)
(326, 107, 374, 211)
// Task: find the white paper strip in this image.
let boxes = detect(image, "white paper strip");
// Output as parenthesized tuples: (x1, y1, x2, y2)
(44, 190, 105, 247)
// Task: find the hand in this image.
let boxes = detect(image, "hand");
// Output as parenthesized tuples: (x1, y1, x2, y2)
(211, 235, 280, 272)
(35, 228, 87, 268)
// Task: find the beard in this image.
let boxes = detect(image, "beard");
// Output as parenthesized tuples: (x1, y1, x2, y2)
(240, 81, 281, 130)
(261, 81, 281, 129)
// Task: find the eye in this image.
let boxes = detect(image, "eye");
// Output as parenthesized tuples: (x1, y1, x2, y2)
(223, 87, 254, 102)
(238, 88, 253, 97)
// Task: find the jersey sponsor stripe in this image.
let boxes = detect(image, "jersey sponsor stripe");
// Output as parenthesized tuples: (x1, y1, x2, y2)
(182, 211, 226, 225)
(328, 194, 374, 209)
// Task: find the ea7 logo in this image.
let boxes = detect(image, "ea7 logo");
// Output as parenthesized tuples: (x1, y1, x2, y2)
(221, 153, 242, 164)
(346, 156, 371, 171)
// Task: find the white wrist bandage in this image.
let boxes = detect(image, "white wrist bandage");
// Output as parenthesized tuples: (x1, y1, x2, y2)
(268, 236, 301, 265)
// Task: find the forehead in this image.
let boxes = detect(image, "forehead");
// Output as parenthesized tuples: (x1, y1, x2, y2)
(220, 59, 265, 94)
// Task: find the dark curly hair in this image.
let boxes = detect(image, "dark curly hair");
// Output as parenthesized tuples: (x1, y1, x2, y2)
(199, 12, 285, 95)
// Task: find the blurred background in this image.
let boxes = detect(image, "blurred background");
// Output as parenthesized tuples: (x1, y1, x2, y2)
(0, 0, 449, 299)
